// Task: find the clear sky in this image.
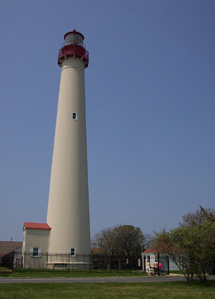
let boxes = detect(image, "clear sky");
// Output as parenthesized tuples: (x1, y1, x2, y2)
(0, 0, 214, 242)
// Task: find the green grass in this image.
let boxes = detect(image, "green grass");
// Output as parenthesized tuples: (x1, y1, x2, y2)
(1, 268, 147, 278)
(0, 281, 215, 298)
(0, 267, 11, 271)
(0, 267, 12, 274)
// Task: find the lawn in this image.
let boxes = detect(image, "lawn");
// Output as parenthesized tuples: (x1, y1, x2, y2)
(0, 281, 215, 298)
(1, 268, 147, 278)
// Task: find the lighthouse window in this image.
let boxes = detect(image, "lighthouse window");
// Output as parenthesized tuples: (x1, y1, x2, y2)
(71, 248, 76, 257)
(72, 112, 77, 120)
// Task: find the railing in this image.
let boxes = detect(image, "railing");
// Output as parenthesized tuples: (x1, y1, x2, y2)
(61, 40, 86, 49)
(58, 44, 89, 66)
(11, 252, 142, 271)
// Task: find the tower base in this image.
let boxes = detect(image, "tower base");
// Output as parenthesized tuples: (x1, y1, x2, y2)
(46, 254, 91, 270)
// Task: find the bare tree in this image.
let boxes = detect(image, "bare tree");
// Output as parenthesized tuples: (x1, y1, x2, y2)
(92, 225, 151, 269)
(180, 206, 215, 227)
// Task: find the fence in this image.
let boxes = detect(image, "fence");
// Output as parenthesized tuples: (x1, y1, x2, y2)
(6, 252, 142, 271)
(92, 254, 142, 271)
(22, 252, 91, 270)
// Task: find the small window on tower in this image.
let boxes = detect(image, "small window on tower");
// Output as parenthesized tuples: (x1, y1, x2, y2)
(71, 248, 76, 257)
(72, 112, 77, 120)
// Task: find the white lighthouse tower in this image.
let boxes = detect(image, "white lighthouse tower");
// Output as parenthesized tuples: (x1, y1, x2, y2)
(46, 30, 90, 268)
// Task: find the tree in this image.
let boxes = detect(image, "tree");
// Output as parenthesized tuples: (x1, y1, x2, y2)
(92, 225, 150, 269)
(153, 207, 215, 285)
(180, 206, 215, 227)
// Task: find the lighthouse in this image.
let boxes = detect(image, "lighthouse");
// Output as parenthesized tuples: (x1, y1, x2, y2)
(46, 30, 91, 268)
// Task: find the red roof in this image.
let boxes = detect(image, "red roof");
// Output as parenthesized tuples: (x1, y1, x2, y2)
(143, 247, 157, 253)
(143, 241, 181, 254)
(23, 222, 51, 230)
(142, 245, 165, 254)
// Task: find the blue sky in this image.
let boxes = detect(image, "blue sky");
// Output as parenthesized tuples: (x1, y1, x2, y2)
(0, 0, 214, 241)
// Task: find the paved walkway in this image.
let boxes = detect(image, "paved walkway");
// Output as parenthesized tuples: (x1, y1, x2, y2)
(0, 276, 190, 284)
(0, 275, 214, 284)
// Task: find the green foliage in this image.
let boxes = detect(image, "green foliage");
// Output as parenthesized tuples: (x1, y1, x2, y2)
(154, 207, 215, 285)
(1, 281, 215, 298)
(112, 225, 144, 257)
(180, 206, 215, 227)
(93, 225, 150, 256)
(92, 225, 150, 269)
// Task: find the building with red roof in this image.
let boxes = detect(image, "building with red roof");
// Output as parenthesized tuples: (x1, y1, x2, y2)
(23, 222, 51, 230)
(22, 222, 51, 268)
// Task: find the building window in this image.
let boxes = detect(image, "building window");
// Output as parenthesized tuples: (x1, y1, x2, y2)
(33, 247, 39, 257)
(30, 247, 42, 257)
(71, 112, 77, 120)
(71, 248, 76, 257)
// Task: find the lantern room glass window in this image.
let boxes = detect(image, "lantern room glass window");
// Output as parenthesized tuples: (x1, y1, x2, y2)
(64, 33, 83, 47)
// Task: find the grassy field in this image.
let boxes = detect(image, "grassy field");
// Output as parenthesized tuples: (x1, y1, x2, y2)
(1, 269, 215, 298)
(1, 268, 147, 277)
(0, 281, 215, 298)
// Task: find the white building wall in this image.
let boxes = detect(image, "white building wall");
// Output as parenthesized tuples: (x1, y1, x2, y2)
(22, 229, 50, 269)
(142, 252, 180, 272)
(46, 57, 90, 256)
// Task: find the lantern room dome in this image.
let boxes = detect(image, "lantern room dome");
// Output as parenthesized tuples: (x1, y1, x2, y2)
(58, 29, 89, 68)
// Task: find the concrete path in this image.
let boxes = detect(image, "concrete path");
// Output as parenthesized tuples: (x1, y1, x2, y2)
(0, 275, 214, 284)
(0, 276, 191, 284)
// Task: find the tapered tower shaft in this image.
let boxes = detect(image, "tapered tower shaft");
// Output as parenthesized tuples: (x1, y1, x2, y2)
(46, 30, 90, 258)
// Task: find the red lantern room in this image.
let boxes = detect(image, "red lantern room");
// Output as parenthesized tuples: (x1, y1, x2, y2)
(58, 29, 89, 68)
